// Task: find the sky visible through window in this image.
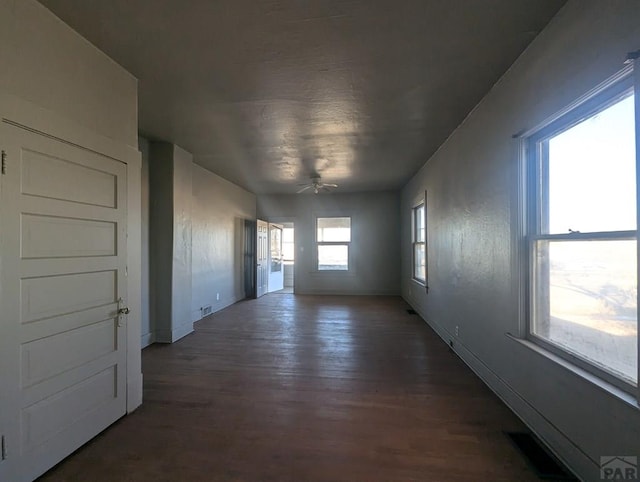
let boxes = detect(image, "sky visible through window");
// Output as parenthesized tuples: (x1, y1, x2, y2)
(540, 92, 637, 383)
(548, 93, 636, 234)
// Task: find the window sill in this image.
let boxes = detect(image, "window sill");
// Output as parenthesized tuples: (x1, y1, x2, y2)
(506, 333, 639, 410)
(411, 278, 426, 288)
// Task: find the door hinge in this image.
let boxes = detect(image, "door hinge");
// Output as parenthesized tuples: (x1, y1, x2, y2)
(1, 150, 6, 175)
(1, 435, 7, 460)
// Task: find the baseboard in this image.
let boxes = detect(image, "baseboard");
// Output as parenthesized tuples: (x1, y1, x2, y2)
(294, 289, 400, 296)
(140, 332, 155, 348)
(192, 296, 243, 323)
(170, 322, 194, 342)
(154, 322, 194, 344)
(404, 297, 594, 482)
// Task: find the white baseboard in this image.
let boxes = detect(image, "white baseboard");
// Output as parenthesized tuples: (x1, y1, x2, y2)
(404, 297, 595, 482)
(141, 332, 155, 348)
(294, 289, 400, 296)
(171, 323, 194, 342)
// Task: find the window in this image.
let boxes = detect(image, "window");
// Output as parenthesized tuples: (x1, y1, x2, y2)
(317, 217, 351, 270)
(282, 227, 295, 262)
(525, 67, 638, 389)
(412, 203, 426, 283)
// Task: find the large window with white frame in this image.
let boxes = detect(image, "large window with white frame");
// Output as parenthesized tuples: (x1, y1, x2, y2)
(525, 65, 638, 391)
(412, 202, 426, 284)
(316, 217, 351, 271)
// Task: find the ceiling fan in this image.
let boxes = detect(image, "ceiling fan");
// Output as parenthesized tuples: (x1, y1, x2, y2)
(296, 175, 338, 194)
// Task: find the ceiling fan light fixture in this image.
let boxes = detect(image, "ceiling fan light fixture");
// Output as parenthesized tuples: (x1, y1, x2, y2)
(296, 175, 338, 194)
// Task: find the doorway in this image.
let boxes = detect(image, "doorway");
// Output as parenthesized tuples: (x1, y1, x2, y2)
(268, 223, 284, 293)
(281, 223, 295, 294)
(266, 221, 294, 294)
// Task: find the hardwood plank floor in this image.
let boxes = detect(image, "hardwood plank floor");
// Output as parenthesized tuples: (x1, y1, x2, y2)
(40, 295, 539, 482)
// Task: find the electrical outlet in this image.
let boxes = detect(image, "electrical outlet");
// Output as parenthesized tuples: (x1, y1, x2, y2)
(216, 293, 220, 301)
(455, 325, 459, 337)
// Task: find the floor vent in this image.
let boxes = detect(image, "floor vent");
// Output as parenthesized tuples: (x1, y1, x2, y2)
(505, 432, 577, 480)
(406, 309, 417, 315)
(201, 305, 212, 317)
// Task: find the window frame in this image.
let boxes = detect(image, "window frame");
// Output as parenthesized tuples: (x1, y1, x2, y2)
(412, 202, 426, 285)
(315, 216, 351, 272)
(523, 65, 639, 394)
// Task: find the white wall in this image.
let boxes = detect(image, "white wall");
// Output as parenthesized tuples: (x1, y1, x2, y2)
(0, 5, 142, 472)
(191, 164, 256, 321)
(401, 2, 640, 480)
(139, 137, 152, 347)
(148, 142, 194, 343)
(258, 192, 400, 295)
(0, 0, 137, 148)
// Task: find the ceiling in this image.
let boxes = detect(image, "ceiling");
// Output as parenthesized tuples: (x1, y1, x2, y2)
(39, 0, 565, 194)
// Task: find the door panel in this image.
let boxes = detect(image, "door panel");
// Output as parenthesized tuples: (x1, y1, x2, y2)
(268, 223, 284, 292)
(256, 220, 268, 298)
(0, 122, 128, 481)
(21, 214, 116, 258)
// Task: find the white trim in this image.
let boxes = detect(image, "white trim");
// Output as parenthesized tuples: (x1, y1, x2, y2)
(521, 65, 639, 396)
(315, 215, 352, 272)
(411, 202, 426, 284)
(141, 332, 155, 349)
(508, 334, 639, 410)
(155, 323, 195, 344)
(634, 57, 640, 400)
(514, 64, 634, 139)
(295, 289, 399, 296)
(405, 299, 595, 481)
(0, 92, 139, 163)
(0, 92, 144, 414)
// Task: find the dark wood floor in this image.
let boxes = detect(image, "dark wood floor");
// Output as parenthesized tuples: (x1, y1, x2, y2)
(41, 295, 539, 482)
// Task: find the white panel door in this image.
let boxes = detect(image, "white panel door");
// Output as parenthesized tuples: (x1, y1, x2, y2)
(256, 220, 269, 298)
(268, 223, 284, 293)
(0, 121, 128, 481)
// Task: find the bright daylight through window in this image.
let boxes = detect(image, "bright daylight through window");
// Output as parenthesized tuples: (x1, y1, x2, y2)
(413, 203, 426, 283)
(317, 217, 351, 271)
(526, 71, 638, 388)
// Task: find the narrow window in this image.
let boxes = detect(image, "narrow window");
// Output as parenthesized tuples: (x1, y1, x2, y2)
(412, 203, 426, 284)
(317, 217, 351, 271)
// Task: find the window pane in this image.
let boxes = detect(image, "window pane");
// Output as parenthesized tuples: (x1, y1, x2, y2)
(415, 205, 425, 242)
(318, 244, 348, 270)
(532, 239, 637, 383)
(270, 228, 282, 272)
(546, 93, 636, 234)
(282, 228, 294, 261)
(414, 243, 425, 281)
(317, 217, 351, 242)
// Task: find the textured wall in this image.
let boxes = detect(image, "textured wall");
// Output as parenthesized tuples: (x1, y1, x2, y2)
(400, 2, 640, 480)
(148, 142, 193, 343)
(171, 145, 194, 340)
(191, 164, 256, 321)
(258, 192, 400, 295)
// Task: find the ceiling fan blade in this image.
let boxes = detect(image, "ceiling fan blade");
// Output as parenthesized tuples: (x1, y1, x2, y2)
(322, 183, 338, 188)
(296, 185, 312, 193)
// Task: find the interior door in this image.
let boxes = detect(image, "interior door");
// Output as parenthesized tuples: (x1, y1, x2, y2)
(0, 121, 128, 481)
(268, 223, 284, 292)
(256, 219, 269, 298)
